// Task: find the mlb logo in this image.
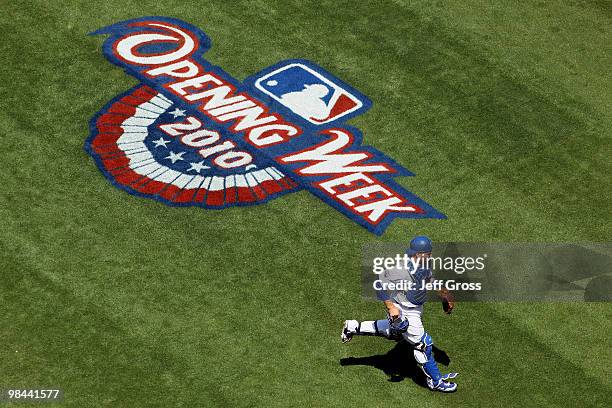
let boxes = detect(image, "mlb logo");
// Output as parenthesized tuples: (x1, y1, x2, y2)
(254, 62, 366, 125)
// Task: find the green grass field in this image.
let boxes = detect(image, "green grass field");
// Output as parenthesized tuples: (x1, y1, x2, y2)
(1, 0, 611, 406)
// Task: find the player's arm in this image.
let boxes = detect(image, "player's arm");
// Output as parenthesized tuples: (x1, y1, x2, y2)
(384, 299, 401, 319)
(379, 268, 402, 320)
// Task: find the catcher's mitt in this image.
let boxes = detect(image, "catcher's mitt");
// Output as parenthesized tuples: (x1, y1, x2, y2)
(442, 293, 455, 314)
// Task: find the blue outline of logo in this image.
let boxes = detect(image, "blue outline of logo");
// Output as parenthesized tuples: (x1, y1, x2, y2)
(86, 16, 446, 235)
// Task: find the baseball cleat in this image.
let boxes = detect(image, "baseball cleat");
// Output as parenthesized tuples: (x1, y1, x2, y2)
(341, 320, 355, 343)
(427, 378, 457, 392)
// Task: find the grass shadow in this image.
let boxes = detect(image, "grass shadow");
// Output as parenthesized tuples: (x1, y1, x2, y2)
(340, 340, 450, 387)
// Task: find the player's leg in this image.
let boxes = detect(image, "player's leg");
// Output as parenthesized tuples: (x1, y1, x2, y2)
(341, 318, 393, 343)
(341, 309, 413, 343)
(402, 307, 458, 392)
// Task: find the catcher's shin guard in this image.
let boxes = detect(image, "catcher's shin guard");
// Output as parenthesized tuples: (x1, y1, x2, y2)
(412, 333, 458, 392)
(341, 319, 393, 342)
(387, 314, 409, 340)
(413, 332, 442, 382)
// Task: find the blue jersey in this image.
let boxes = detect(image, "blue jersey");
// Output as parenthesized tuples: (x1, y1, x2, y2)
(378, 258, 433, 306)
(405, 262, 433, 305)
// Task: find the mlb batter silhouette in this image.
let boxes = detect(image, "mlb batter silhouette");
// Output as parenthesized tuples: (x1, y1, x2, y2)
(278, 83, 331, 121)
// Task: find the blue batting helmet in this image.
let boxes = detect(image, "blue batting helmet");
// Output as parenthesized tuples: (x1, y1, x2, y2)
(407, 236, 432, 256)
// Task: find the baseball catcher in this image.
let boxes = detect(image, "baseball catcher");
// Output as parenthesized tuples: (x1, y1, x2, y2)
(341, 236, 458, 392)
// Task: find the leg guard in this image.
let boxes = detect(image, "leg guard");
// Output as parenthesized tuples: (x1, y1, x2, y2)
(413, 333, 458, 392)
(412, 332, 442, 382)
(345, 319, 392, 337)
(388, 314, 409, 340)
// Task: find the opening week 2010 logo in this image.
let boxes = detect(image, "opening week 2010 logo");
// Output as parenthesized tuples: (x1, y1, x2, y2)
(86, 17, 445, 235)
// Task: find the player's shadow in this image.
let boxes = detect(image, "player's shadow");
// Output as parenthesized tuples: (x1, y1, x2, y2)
(339, 340, 451, 386)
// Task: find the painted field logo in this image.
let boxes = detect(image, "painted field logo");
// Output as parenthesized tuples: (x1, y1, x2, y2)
(86, 17, 445, 235)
